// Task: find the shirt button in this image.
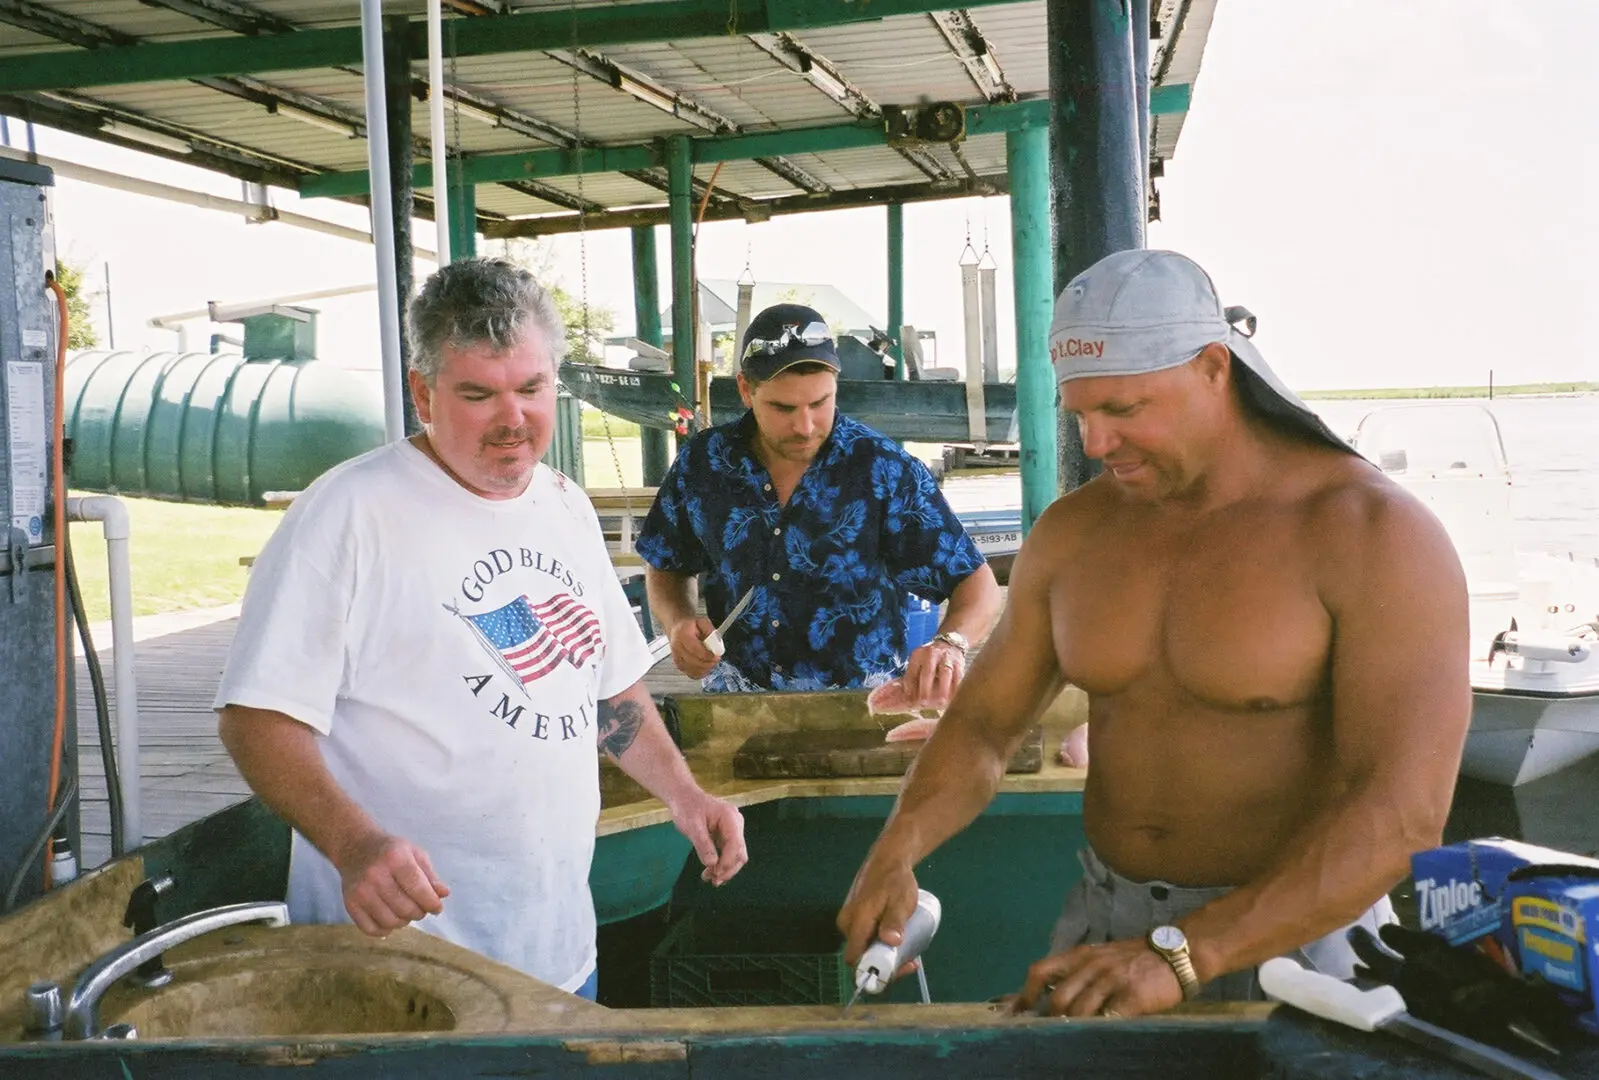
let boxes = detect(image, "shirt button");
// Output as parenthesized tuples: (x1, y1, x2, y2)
(763, 483, 772, 491)
(770, 620, 780, 629)
(772, 527, 781, 536)
(771, 572, 781, 581)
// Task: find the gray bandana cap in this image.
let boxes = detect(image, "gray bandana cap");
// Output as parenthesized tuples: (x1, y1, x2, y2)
(1049, 249, 1355, 456)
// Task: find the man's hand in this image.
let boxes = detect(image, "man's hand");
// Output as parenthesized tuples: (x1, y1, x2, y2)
(669, 790, 748, 886)
(667, 616, 720, 679)
(837, 850, 923, 969)
(898, 640, 966, 711)
(1011, 939, 1184, 1018)
(336, 830, 451, 937)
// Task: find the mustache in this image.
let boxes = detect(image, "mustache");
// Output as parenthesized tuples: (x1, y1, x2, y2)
(481, 428, 530, 445)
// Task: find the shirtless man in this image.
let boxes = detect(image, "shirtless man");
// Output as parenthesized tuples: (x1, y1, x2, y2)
(837, 249, 1472, 1017)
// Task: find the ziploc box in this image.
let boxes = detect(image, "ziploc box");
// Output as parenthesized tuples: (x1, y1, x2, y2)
(1410, 838, 1599, 948)
(1501, 872, 1599, 1033)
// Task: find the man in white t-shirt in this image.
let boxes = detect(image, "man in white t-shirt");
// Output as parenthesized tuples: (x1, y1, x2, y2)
(215, 257, 747, 999)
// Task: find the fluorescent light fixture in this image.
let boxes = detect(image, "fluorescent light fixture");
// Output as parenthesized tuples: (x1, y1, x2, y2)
(101, 120, 192, 154)
(272, 102, 358, 138)
(805, 64, 847, 101)
(616, 74, 678, 115)
(451, 98, 502, 127)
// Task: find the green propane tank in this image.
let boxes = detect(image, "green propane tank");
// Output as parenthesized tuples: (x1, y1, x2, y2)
(64, 349, 384, 506)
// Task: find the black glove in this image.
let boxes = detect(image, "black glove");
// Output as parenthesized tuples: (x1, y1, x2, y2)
(1348, 923, 1576, 1055)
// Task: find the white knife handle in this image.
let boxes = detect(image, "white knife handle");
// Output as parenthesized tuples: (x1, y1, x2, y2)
(1258, 958, 1407, 1032)
(704, 630, 726, 658)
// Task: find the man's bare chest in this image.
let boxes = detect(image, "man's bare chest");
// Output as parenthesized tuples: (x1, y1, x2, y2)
(1052, 513, 1334, 712)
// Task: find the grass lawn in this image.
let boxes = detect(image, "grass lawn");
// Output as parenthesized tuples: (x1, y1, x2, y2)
(65, 494, 284, 623)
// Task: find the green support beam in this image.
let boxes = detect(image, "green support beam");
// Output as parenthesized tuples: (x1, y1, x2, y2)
(483, 177, 1002, 238)
(301, 98, 1073, 199)
(667, 135, 696, 409)
(886, 202, 904, 379)
(632, 225, 671, 486)
(0, 0, 1034, 94)
(1007, 124, 1056, 534)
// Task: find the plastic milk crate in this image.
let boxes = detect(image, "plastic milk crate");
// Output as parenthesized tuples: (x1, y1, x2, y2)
(648, 908, 852, 1008)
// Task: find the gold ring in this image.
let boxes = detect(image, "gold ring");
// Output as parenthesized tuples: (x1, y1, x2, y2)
(937, 658, 954, 670)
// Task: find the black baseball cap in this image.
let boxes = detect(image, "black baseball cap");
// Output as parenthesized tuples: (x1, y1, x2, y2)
(738, 303, 842, 381)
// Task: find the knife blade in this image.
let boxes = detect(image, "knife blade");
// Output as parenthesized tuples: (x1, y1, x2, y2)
(704, 585, 757, 658)
(1259, 958, 1566, 1080)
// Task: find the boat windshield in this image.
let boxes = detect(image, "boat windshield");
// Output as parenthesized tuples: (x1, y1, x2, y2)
(1351, 404, 1509, 479)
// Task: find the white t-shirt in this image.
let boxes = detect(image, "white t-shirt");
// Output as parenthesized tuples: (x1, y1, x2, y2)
(215, 440, 653, 992)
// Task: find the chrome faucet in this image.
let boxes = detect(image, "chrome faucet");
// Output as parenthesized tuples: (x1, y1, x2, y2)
(48, 900, 290, 1039)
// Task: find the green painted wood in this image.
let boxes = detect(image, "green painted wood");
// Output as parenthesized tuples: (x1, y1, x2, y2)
(592, 823, 693, 925)
(138, 799, 291, 919)
(0, 0, 1040, 95)
(666, 795, 1088, 1005)
(559, 362, 1019, 444)
(1007, 123, 1057, 532)
(299, 101, 1052, 199)
(667, 135, 696, 407)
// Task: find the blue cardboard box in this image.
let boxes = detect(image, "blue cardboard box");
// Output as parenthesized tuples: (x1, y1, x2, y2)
(1412, 838, 1599, 1032)
(1502, 875, 1599, 1033)
(1410, 838, 1599, 948)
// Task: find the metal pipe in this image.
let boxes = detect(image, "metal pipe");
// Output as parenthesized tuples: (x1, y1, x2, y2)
(448, 171, 476, 260)
(632, 225, 669, 485)
(887, 202, 904, 378)
(360, 0, 406, 442)
(0, 149, 436, 261)
(666, 135, 696, 407)
(426, 0, 452, 265)
(64, 496, 140, 852)
(979, 263, 999, 383)
(1007, 124, 1056, 532)
(1047, 0, 1144, 493)
(960, 258, 985, 442)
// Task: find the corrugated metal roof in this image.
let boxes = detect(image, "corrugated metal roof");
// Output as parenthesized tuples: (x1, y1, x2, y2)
(0, 0, 1216, 233)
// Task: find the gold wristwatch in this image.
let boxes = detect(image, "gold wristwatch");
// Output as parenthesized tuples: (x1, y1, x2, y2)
(1147, 925, 1201, 1001)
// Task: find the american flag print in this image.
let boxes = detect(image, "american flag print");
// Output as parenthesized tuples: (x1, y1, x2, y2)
(466, 593, 604, 684)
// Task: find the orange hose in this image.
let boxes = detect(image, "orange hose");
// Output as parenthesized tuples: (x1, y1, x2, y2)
(45, 272, 69, 885)
(693, 161, 724, 233)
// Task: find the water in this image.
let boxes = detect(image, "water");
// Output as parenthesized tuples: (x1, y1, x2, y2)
(946, 395, 1599, 856)
(1309, 395, 1599, 557)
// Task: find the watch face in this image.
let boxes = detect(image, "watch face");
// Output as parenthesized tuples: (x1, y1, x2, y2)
(1151, 925, 1186, 952)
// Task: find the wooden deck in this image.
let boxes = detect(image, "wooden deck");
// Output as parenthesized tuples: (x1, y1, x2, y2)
(72, 608, 705, 870)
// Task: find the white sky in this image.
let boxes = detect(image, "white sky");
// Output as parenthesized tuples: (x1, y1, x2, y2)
(23, 0, 1598, 391)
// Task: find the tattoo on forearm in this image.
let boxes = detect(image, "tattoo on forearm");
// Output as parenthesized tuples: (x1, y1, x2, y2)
(597, 698, 646, 759)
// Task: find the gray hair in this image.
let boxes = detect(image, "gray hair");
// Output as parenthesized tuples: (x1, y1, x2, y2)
(407, 256, 568, 382)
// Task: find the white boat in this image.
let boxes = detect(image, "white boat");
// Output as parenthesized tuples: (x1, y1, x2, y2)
(1353, 404, 1599, 786)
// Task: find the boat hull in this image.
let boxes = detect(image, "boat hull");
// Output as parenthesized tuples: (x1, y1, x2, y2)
(560, 363, 1019, 444)
(1460, 688, 1599, 786)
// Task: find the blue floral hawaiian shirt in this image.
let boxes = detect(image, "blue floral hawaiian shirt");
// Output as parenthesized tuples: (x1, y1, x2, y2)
(636, 410, 985, 692)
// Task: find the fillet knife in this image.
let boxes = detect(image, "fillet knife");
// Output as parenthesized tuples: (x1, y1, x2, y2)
(704, 585, 757, 658)
(1259, 958, 1566, 1080)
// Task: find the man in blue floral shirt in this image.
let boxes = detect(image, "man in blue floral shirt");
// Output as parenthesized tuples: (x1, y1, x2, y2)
(638, 303, 1001, 704)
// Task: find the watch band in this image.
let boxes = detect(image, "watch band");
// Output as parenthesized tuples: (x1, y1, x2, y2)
(931, 630, 969, 655)
(1164, 949, 1200, 1001)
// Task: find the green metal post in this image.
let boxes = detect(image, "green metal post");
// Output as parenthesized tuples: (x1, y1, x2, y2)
(633, 225, 670, 486)
(886, 202, 905, 378)
(667, 135, 696, 409)
(448, 165, 476, 260)
(1008, 124, 1056, 535)
(1048, 0, 1145, 494)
